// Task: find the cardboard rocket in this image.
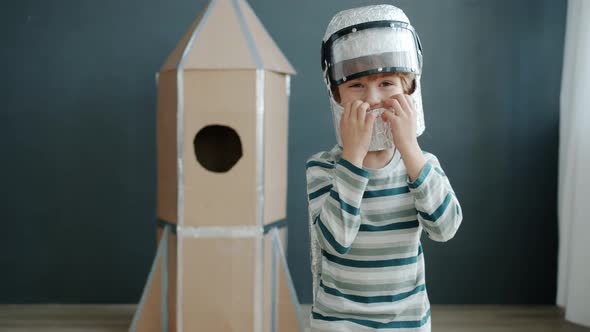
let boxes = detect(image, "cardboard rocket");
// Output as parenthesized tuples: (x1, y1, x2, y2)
(129, 0, 301, 331)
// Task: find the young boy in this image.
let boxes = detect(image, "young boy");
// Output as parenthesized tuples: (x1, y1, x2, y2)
(307, 5, 463, 331)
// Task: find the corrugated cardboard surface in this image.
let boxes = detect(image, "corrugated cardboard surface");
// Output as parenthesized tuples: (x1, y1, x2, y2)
(133, 228, 178, 332)
(277, 228, 299, 332)
(182, 70, 257, 227)
(156, 70, 178, 224)
(134, 228, 300, 332)
(263, 227, 300, 332)
(263, 231, 273, 332)
(160, 228, 178, 332)
(181, 237, 256, 331)
(133, 243, 163, 332)
(263, 71, 288, 225)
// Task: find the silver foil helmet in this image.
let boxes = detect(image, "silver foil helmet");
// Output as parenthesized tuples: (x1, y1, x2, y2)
(321, 4, 426, 151)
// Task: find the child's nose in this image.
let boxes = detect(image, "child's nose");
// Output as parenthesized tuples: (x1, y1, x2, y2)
(365, 88, 381, 109)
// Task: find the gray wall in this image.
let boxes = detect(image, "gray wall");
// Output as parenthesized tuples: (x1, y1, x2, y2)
(0, 0, 565, 304)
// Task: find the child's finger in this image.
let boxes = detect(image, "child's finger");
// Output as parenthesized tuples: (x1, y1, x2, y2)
(382, 98, 395, 110)
(343, 101, 352, 122)
(350, 100, 363, 122)
(357, 102, 369, 122)
(390, 94, 408, 116)
(403, 94, 416, 113)
(396, 94, 413, 115)
(340, 103, 350, 125)
(390, 99, 404, 117)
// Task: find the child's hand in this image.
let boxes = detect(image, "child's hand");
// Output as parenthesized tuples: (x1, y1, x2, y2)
(340, 100, 379, 167)
(381, 94, 419, 155)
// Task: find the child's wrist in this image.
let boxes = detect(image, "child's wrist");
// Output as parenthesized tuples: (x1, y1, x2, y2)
(397, 139, 421, 157)
(342, 149, 365, 168)
(400, 142, 426, 182)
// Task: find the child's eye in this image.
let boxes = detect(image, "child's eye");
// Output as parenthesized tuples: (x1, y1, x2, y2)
(380, 81, 396, 87)
(348, 83, 363, 88)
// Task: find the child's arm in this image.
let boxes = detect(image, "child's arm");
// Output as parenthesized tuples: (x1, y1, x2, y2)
(407, 153, 463, 242)
(382, 94, 463, 241)
(305, 100, 377, 256)
(306, 154, 369, 255)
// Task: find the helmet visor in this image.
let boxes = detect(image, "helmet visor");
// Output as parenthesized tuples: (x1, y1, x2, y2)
(327, 24, 421, 85)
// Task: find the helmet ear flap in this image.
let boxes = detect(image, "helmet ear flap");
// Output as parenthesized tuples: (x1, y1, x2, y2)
(321, 41, 326, 71)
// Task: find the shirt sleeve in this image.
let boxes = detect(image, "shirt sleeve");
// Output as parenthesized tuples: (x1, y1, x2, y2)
(306, 153, 370, 255)
(407, 153, 463, 242)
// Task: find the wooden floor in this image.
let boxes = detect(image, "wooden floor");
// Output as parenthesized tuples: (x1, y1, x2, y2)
(0, 304, 588, 332)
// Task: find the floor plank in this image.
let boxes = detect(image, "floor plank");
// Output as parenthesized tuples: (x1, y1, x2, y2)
(0, 304, 588, 332)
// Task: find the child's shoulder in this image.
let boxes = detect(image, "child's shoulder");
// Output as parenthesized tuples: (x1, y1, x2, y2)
(420, 150, 445, 169)
(306, 145, 342, 166)
(420, 150, 437, 161)
(307, 145, 342, 163)
(306, 151, 336, 164)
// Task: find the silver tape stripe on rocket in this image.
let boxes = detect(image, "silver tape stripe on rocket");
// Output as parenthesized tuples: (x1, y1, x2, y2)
(286, 75, 291, 97)
(271, 228, 305, 332)
(253, 70, 265, 332)
(254, 72, 266, 225)
(275, 74, 292, 332)
(233, 0, 265, 225)
(158, 218, 286, 235)
(276, 72, 292, 332)
(128, 226, 170, 332)
(175, 49, 186, 332)
(271, 235, 278, 332)
(175, 1, 217, 331)
(254, 225, 264, 332)
(177, 225, 264, 238)
(253, 68, 266, 332)
(232, 0, 265, 329)
(275, 68, 292, 332)
(232, 0, 263, 68)
(161, 228, 169, 332)
(254, 70, 266, 332)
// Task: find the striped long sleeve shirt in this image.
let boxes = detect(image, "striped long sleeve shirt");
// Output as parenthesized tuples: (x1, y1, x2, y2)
(306, 145, 463, 332)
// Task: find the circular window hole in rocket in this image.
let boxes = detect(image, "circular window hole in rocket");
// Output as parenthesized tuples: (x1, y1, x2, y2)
(194, 125, 243, 173)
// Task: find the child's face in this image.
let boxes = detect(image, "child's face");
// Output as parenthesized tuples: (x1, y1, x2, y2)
(337, 73, 404, 109)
